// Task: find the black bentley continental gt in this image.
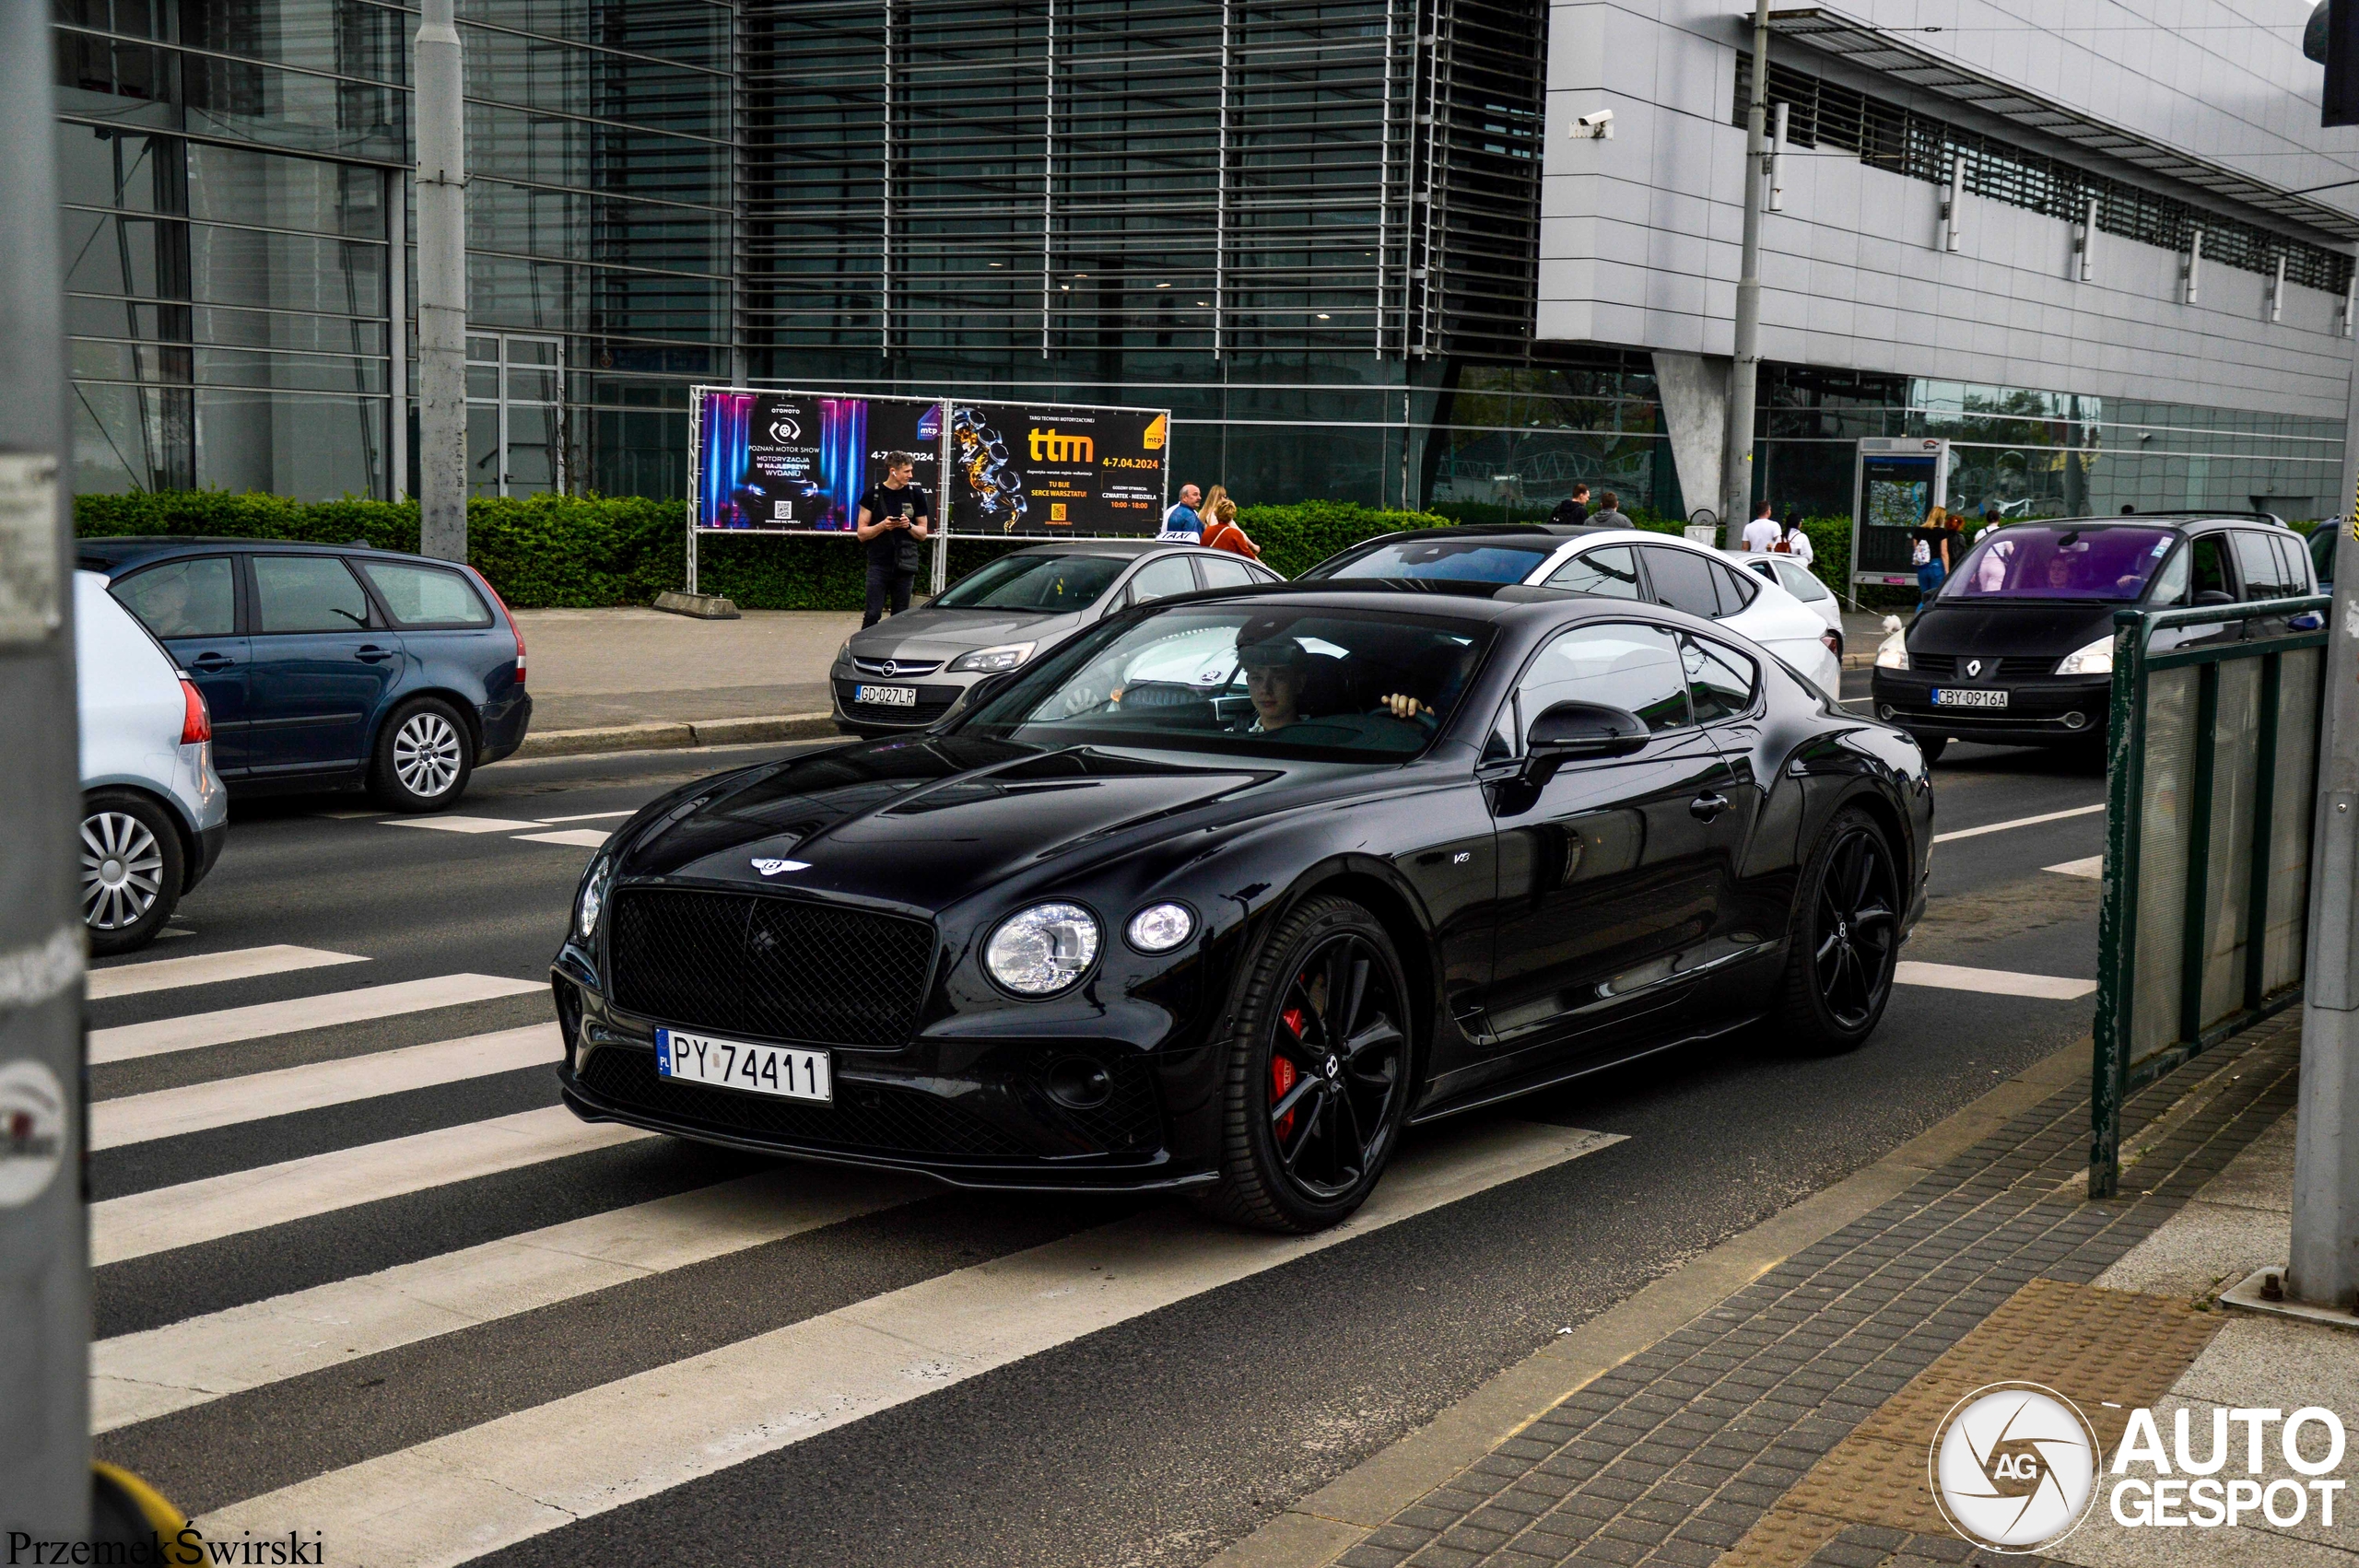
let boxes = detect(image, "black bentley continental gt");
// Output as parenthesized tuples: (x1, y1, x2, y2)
(554, 582, 1932, 1232)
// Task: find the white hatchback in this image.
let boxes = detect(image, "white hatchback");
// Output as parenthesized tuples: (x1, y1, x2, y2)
(76, 569, 229, 954)
(1304, 526, 1843, 695)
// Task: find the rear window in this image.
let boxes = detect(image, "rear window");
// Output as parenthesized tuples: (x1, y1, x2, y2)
(1308, 537, 1556, 584)
(357, 559, 494, 628)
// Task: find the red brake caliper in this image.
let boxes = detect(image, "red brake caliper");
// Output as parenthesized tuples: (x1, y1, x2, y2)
(1273, 1008, 1306, 1139)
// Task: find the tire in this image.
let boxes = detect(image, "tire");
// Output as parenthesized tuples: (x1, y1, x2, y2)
(1915, 733, 1948, 766)
(370, 696, 475, 812)
(1772, 807, 1902, 1055)
(81, 789, 185, 956)
(1193, 895, 1415, 1234)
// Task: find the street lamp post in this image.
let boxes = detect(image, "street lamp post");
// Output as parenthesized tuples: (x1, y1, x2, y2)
(1720, 0, 1773, 539)
(416, 0, 468, 563)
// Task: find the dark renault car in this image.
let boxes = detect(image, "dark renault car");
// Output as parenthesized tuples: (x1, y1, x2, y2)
(1871, 514, 2320, 762)
(556, 582, 1931, 1232)
(79, 537, 531, 810)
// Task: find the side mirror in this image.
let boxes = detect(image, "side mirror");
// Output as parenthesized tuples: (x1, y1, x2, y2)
(1525, 701, 1649, 775)
(2193, 589, 2236, 607)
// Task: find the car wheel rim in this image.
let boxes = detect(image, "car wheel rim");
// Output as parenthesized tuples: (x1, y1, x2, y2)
(1813, 827, 1898, 1032)
(393, 712, 462, 797)
(80, 811, 163, 931)
(1265, 933, 1406, 1201)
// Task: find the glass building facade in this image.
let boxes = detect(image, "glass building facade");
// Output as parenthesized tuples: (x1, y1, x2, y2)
(51, 1, 2348, 521)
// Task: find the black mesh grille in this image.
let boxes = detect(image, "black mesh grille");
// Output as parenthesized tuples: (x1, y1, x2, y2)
(606, 887, 935, 1048)
(579, 1047, 1030, 1159)
(1060, 1058, 1164, 1153)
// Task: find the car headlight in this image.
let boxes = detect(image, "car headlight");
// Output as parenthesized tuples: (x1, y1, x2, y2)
(984, 902, 1100, 996)
(1125, 902, 1195, 953)
(949, 641, 1037, 674)
(1874, 630, 1909, 670)
(834, 639, 851, 666)
(575, 855, 612, 942)
(2056, 636, 2114, 676)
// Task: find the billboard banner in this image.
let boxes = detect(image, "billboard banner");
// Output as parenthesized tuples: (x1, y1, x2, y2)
(945, 402, 1170, 535)
(693, 390, 943, 532)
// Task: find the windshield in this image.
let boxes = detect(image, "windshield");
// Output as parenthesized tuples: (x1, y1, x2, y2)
(934, 553, 1128, 611)
(1306, 536, 1556, 585)
(963, 605, 1495, 762)
(1940, 526, 2178, 602)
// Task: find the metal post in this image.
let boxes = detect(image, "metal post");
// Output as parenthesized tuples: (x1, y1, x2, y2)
(387, 167, 408, 501)
(1766, 101, 1788, 213)
(1941, 151, 1964, 252)
(933, 398, 951, 594)
(2287, 404, 2359, 1308)
(1719, 0, 1770, 532)
(416, 0, 468, 562)
(2077, 193, 2096, 282)
(2184, 228, 2204, 307)
(0, 0, 88, 1537)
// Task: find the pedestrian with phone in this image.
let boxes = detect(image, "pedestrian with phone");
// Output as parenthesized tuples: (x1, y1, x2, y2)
(855, 451, 933, 627)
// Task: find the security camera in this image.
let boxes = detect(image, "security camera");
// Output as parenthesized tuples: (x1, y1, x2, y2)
(1571, 108, 1614, 140)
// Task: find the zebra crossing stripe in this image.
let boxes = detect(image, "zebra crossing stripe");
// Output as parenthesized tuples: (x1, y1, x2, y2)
(88, 1024, 561, 1152)
(93, 1164, 931, 1432)
(88, 973, 546, 1064)
(200, 1120, 1626, 1566)
(92, 1107, 651, 1267)
(87, 945, 369, 1001)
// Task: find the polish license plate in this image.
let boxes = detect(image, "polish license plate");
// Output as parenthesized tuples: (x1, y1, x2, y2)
(654, 1027, 831, 1103)
(1931, 687, 2009, 708)
(854, 684, 917, 708)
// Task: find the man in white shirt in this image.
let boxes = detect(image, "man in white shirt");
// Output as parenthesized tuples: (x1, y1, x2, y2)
(1740, 501, 1781, 554)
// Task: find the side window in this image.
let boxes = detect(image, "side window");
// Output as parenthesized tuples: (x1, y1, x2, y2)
(1544, 544, 1642, 599)
(1126, 555, 1198, 605)
(1514, 622, 1691, 736)
(1196, 556, 1256, 590)
(1637, 545, 1722, 619)
(2311, 525, 2337, 585)
(2149, 544, 2190, 606)
(1683, 636, 1759, 723)
(252, 555, 371, 634)
(355, 559, 493, 628)
(2233, 532, 2293, 601)
(2189, 535, 2232, 601)
(111, 556, 236, 639)
(2271, 533, 2312, 594)
(1711, 561, 1759, 613)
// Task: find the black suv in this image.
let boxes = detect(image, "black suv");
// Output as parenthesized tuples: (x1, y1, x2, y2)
(1871, 513, 2320, 762)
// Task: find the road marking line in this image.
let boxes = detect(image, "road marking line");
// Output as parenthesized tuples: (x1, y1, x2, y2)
(91, 1106, 652, 1267)
(88, 974, 545, 1065)
(535, 810, 638, 824)
(2045, 855, 2104, 879)
(89, 1024, 559, 1151)
(203, 1120, 1626, 1564)
(512, 828, 612, 848)
(1895, 961, 2096, 1000)
(91, 1166, 933, 1433)
(1932, 802, 2105, 843)
(380, 815, 541, 835)
(88, 945, 368, 1001)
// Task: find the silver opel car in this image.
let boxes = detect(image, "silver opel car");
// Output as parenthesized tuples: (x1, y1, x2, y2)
(832, 540, 1283, 736)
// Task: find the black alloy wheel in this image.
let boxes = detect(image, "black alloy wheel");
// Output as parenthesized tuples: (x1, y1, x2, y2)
(1776, 808, 1900, 1052)
(1197, 895, 1413, 1233)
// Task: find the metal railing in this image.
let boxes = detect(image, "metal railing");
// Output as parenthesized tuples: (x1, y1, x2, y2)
(2090, 593, 2330, 1197)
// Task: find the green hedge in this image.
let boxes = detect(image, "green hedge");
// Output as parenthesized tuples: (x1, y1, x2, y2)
(73, 491, 1449, 612)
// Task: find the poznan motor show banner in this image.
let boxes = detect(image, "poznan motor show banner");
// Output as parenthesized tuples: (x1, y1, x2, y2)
(694, 390, 943, 532)
(946, 401, 1168, 536)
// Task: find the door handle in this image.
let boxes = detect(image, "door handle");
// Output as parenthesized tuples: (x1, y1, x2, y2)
(356, 645, 396, 664)
(188, 651, 233, 672)
(1690, 792, 1731, 823)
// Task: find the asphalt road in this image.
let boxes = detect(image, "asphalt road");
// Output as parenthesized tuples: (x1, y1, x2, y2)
(88, 680, 2115, 1568)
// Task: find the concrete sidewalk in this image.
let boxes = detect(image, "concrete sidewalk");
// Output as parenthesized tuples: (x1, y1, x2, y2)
(505, 606, 858, 758)
(1209, 1012, 2339, 1568)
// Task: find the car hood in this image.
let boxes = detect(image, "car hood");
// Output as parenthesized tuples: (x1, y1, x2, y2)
(1907, 600, 2118, 657)
(613, 737, 1285, 908)
(850, 607, 1083, 660)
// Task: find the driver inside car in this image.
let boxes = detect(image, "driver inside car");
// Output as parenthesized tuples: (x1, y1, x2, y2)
(1234, 635, 1439, 738)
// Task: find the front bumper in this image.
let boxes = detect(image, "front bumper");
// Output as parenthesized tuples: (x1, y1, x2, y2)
(829, 664, 980, 735)
(1869, 670, 2110, 747)
(551, 958, 1217, 1193)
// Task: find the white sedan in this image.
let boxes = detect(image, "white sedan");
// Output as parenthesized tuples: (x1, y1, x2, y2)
(1303, 525, 1844, 695)
(1727, 549, 1845, 657)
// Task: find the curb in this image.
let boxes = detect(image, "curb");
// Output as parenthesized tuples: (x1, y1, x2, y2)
(502, 711, 839, 761)
(1200, 1036, 2096, 1568)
